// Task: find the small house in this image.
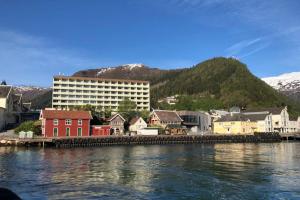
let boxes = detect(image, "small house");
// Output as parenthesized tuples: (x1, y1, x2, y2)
(40, 109, 92, 138)
(107, 113, 125, 135)
(129, 116, 147, 133)
(149, 110, 183, 128)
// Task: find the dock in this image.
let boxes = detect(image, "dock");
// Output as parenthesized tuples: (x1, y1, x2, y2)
(0, 132, 284, 148)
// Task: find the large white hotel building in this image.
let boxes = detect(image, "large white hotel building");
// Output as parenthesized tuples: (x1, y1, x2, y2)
(52, 76, 150, 111)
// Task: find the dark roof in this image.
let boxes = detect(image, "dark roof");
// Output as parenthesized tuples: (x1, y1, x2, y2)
(0, 85, 12, 98)
(107, 113, 125, 122)
(129, 116, 142, 125)
(177, 110, 208, 116)
(41, 110, 92, 119)
(153, 110, 183, 122)
(244, 107, 284, 115)
(216, 113, 269, 122)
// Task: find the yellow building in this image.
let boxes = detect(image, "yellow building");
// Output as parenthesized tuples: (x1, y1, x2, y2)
(213, 113, 272, 134)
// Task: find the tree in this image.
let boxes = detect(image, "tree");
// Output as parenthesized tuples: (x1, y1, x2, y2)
(15, 121, 41, 136)
(118, 98, 137, 113)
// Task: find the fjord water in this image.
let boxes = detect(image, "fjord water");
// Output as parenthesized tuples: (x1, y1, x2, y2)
(0, 143, 300, 200)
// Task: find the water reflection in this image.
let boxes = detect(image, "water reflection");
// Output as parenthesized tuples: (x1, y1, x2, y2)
(0, 143, 300, 199)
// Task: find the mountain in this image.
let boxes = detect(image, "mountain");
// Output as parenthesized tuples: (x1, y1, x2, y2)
(74, 58, 300, 117)
(13, 86, 52, 109)
(262, 72, 300, 102)
(17, 57, 300, 116)
(73, 63, 184, 85)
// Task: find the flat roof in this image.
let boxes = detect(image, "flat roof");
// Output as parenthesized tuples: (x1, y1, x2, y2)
(53, 75, 149, 84)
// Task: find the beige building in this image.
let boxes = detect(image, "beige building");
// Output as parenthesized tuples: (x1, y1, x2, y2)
(52, 76, 150, 111)
(0, 85, 24, 131)
(242, 112, 273, 132)
(129, 116, 147, 133)
(213, 114, 257, 134)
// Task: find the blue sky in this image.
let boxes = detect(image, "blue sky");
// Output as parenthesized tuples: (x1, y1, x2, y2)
(1, 0, 300, 87)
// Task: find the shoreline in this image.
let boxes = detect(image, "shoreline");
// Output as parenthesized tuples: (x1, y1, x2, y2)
(1, 133, 292, 148)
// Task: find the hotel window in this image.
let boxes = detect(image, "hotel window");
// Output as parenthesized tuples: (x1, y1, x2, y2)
(53, 119, 58, 125)
(78, 128, 82, 136)
(66, 119, 72, 125)
(66, 127, 70, 137)
(53, 128, 58, 137)
(78, 119, 82, 126)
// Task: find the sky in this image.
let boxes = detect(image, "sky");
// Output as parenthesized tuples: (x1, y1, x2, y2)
(1, 0, 300, 87)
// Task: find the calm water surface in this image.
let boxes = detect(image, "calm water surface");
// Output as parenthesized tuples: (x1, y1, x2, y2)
(0, 142, 300, 200)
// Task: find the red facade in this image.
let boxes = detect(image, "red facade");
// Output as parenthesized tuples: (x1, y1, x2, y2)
(40, 110, 92, 138)
(92, 125, 111, 136)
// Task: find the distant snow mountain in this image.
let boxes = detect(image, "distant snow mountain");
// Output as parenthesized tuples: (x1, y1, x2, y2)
(262, 72, 300, 102)
(13, 86, 52, 109)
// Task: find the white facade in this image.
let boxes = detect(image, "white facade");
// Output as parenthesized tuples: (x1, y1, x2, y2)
(52, 76, 150, 111)
(129, 117, 147, 132)
(288, 120, 298, 133)
(256, 114, 273, 132)
(271, 107, 290, 133)
(137, 128, 159, 135)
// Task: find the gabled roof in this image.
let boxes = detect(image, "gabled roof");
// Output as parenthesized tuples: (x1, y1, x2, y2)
(129, 116, 145, 125)
(107, 113, 126, 122)
(12, 94, 22, 104)
(244, 107, 284, 115)
(41, 109, 92, 119)
(216, 113, 269, 122)
(152, 110, 183, 122)
(0, 85, 12, 98)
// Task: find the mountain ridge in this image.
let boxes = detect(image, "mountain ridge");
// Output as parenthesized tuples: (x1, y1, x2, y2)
(18, 57, 300, 117)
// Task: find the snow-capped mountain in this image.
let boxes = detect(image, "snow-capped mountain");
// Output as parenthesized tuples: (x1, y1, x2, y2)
(262, 72, 300, 91)
(262, 72, 300, 102)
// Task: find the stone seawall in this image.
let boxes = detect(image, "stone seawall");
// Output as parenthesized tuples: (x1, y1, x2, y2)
(53, 133, 282, 148)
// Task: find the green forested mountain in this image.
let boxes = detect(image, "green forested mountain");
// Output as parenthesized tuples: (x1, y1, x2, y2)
(150, 57, 300, 117)
(27, 57, 300, 117)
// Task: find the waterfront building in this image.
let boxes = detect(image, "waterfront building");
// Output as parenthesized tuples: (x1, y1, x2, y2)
(245, 107, 290, 133)
(137, 128, 159, 135)
(0, 85, 25, 131)
(298, 117, 300, 132)
(129, 116, 147, 133)
(149, 110, 183, 128)
(91, 125, 111, 136)
(107, 113, 126, 135)
(52, 76, 150, 111)
(40, 109, 92, 137)
(213, 114, 257, 134)
(242, 111, 273, 132)
(176, 110, 212, 134)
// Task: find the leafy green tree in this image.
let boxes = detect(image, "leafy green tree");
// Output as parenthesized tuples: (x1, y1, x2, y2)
(15, 121, 41, 136)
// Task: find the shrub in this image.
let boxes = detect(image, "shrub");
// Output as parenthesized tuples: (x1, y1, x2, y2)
(15, 121, 41, 136)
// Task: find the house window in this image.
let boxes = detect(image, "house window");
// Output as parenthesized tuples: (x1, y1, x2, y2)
(53, 119, 58, 126)
(78, 119, 82, 126)
(66, 127, 70, 137)
(78, 128, 82, 136)
(66, 119, 72, 125)
(53, 128, 58, 137)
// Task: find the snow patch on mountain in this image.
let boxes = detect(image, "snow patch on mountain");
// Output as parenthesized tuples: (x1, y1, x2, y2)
(122, 63, 144, 70)
(96, 67, 113, 76)
(14, 85, 49, 92)
(262, 72, 300, 91)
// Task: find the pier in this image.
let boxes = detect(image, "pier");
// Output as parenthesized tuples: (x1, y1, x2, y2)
(0, 132, 284, 148)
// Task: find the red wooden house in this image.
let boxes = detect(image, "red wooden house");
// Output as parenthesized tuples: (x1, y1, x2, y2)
(40, 109, 92, 138)
(91, 125, 111, 136)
